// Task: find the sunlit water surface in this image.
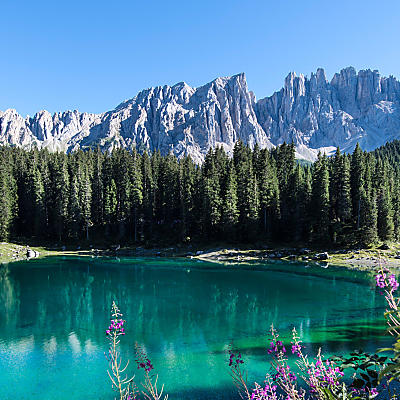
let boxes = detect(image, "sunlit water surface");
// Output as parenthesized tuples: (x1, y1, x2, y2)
(0, 256, 390, 399)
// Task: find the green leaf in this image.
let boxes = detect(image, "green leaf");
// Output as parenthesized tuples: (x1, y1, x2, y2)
(379, 362, 400, 382)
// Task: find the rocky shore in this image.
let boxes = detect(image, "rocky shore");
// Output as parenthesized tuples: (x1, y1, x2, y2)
(1, 241, 400, 272)
(191, 246, 400, 271)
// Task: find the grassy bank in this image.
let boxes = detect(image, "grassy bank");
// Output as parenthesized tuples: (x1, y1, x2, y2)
(0, 242, 58, 263)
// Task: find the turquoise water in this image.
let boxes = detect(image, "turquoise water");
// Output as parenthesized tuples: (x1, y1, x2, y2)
(0, 257, 390, 399)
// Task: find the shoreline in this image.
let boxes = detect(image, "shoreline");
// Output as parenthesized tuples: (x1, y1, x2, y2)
(1, 242, 399, 272)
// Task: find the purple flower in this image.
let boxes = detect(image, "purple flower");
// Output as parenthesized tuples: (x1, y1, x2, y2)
(376, 273, 386, 289)
(291, 343, 302, 357)
(389, 274, 399, 290)
(370, 387, 378, 396)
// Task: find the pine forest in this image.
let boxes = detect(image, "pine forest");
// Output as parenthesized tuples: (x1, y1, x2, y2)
(1, 140, 399, 248)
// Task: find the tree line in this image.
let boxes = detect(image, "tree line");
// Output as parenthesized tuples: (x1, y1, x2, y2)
(0, 140, 399, 247)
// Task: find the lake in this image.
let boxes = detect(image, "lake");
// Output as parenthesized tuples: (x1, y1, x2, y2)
(0, 256, 390, 399)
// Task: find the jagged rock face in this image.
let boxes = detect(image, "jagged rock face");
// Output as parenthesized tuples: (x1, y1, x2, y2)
(255, 67, 400, 159)
(1, 67, 400, 162)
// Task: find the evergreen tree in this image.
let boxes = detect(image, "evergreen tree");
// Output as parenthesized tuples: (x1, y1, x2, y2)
(221, 162, 239, 238)
(130, 151, 143, 242)
(79, 164, 93, 240)
(233, 142, 259, 239)
(179, 156, 195, 241)
(68, 174, 81, 238)
(50, 155, 70, 241)
(375, 159, 394, 241)
(351, 143, 365, 230)
(358, 154, 378, 245)
(392, 172, 400, 240)
(201, 153, 222, 236)
(32, 165, 46, 237)
(330, 149, 352, 243)
(359, 187, 378, 246)
(104, 178, 117, 230)
(114, 150, 132, 237)
(159, 154, 180, 235)
(311, 154, 330, 243)
(141, 151, 155, 241)
(256, 149, 280, 238)
(274, 142, 296, 239)
(91, 148, 104, 228)
(0, 162, 16, 240)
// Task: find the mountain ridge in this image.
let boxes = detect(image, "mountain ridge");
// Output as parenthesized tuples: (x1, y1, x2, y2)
(1, 67, 400, 162)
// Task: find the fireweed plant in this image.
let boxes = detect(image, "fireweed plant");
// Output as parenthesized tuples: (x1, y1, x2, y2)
(135, 343, 168, 400)
(105, 302, 168, 400)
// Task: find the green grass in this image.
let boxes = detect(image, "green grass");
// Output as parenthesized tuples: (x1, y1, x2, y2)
(0, 242, 56, 264)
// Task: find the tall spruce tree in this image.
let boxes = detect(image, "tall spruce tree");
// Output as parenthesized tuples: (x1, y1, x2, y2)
(221, 161, 239, 238)
(351, 143, 365, 230)
(91, 148, 104, 228)
(0, 161, 16, 240)
(256, 149, 280, 238)
(375, 159, 394, 241)
(179, 156, 195, 241)
(274, 142, 296, 239)
(330, 149, 352, 242)
(311, 154, 330, 243)
(201, 151, 222, 237)
(130, 151, 143, 242)
(51, 155, 70, 241)
(141, 151, 155, 241)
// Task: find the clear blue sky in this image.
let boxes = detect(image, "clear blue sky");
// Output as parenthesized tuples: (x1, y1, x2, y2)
(2, 0, 400, 116)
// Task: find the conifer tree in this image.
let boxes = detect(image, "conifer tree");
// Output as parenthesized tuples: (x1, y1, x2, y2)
(392, 173, 400, 240)
(256, 149, 280, 238)
(159, 154, 180, 234)
(141, 151, 155, 240)
(91, 148, 104, 227)
(351, 143, 365, 230)
(359, 187, 378, 246)
(330, 149, 352, 242)
(114, 150, 132, 237)
(32, 165, 46, 237)
(201, 154, 222, 236)
(375, 159, 394, 241)
(233, 142, 259, 238)
(79, 164, 93, 240)
(221, 161, 239, 238)
(104, 178, 117, 230)
(274, 142, 296, 239)
(130, 152, 143, 242)
(68, 175, 81, 238)
(179, 156, 195, 241)
(311, 154, 330, 243)
(51, 155, 70, 241)
(0, 162, 16, 240)
(358, 154, 378, 245)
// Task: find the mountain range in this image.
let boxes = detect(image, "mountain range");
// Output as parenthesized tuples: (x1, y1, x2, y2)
(1, 67, 400, 162)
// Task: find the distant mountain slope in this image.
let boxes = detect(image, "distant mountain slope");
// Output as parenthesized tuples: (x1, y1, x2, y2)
(1, 67, 400, 162)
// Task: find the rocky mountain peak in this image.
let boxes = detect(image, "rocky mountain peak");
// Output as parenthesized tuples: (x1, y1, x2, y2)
(1, 67, 400, 161)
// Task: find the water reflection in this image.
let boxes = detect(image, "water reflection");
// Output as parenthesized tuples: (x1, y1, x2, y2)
(0, 258, 390, 400)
